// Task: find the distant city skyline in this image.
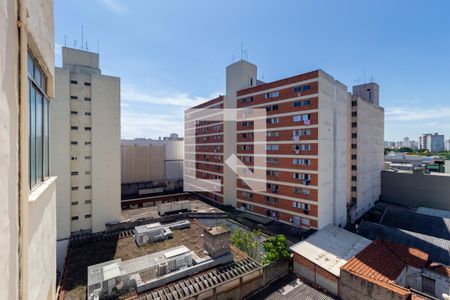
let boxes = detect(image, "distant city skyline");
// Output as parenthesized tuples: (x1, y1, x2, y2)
(55, 0, 450, 140)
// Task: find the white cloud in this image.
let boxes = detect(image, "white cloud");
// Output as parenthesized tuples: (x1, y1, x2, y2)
(98, 0, 127, 13)
(121, 110, 184, 139)
(122, 83, 223, 108)
(385, 106, 450, 121)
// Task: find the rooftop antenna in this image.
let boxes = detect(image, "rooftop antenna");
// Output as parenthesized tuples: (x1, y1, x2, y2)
(97, 40, 99, 54)
(81, 25, 84, 50)
(231, 55, 236, 63)
(85, 41, 88, 51)
(73, 40, 77, 48)
(240, 42, 248, 60)
(363, 67, 366, 84)
(64, 34, 67, 47)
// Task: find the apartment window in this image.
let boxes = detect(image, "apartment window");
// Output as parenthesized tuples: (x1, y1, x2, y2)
(293, 114, 311, 123)
(351, 100, 357, 107)
(352, 165, 357, 171)
(84, 82, 91, 86)
(85, 200, 92, 204)
(84, 97, 91, 101)
(293, 99, 312, 107)
(266, 104, 279, 111)
(266, 131, 279, 137)
(70, 80, 78, 84)
(85, 214, 92, 219)
(266, 170, 279, 177)
(71, 171, 79, 176)
(352, 111, 357, 117)
(241, 132, 253, 138)
(352, 176, 357, 181)
(71, 126, 78, 130)
(352, 122, 357, 128)
(71, 186, 79, 191)
(266, 157, 279, 164)
(242, 145, 252, 151)
(85, 141, 91, 145)
(266, 144, 279, 151)
(28, 51, 50, 188)
(422, 276, 435, 296)
(293, 144, 311, 151)
(85, 127, 92, 131)
(351, 144, 357, 149)
(85, 171, 91, 175)
(351, 186, 357, 192)
(293, 129, 312, 137)
(242, 156, 253, 162)
(85, 156, 91, 160)
(293, 159, 311, 166)
(265, 196, 277, 204)
(71, 111, 78, 115)
(85, 112, 91, 116)
(70, 96, 78, 100)
(71, 156, 77, 160)
(352, 133, 357, 139)
(302, 85, 311, 91)
(265, 91, 279, 99)
(351, 154, 357, 160)
(241, 96, 253, 103)
(71, 216, 79, 221)
(71, 201, 78, 206)
(85, 185, 92, 190)
(241, 121, 254, 126)
(267, 117, 279, 124)
(241, 192, 253, 199)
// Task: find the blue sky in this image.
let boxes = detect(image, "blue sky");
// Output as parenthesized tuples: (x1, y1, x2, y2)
(55, 0, 450, 142)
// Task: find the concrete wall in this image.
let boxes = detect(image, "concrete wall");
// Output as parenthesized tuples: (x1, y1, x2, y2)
(121, 140, 184, 183)
(381, 171, 450, 210)
(0, 0, 56, 299)
(0, 1, 20, 298)
(339, 270, 409, 300)
(224, 60, 257, 207)
(51, 68, 71, 240)
(317, 71, 349, 228)
(91, 73, 121, 232)
(351, 97, 384, 221)
(28, 178, 57, 300)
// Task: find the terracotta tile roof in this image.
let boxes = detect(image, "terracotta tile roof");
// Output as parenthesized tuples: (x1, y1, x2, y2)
(341, 240, 429, 296)
(427, 262, 450, 277)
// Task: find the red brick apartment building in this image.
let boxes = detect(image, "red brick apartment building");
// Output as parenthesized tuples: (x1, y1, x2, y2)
(185, 60, 384, 230)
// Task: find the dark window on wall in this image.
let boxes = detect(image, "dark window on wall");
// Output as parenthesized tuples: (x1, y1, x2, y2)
(84, 82, 91, 86)
(28, 50, 50, 189)
(70, 80, 78, 84)
(70, 96, 78, 100)
(84, 97, 91, 101)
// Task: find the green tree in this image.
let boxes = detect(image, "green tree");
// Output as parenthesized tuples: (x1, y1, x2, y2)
(263, 234, 289, 264)
(231, 228, 261, 260)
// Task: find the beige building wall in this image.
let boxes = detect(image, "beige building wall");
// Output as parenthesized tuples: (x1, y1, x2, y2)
(0, 0, 56, 299)
(121, 139, 184, 184)
(52, 48, 121, 238)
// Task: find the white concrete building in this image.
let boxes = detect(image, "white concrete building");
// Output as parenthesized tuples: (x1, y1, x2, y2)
(51, 48, 121, 269)
(0, 0, 57, 299)
(445, 139, 450, 151)
(348, 83, 384, 222)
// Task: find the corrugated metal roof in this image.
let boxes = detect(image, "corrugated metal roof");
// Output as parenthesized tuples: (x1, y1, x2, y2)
(380, 207, 450, 240)
(417, 207, 450, 219)
(357, 221, 450, 265)
(289, 225, 371, 277)
(247, 273, 336, 300)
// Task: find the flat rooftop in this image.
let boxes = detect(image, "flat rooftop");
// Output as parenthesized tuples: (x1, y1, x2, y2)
(63, 221, 213, 299)
(121, 199, 223, 221)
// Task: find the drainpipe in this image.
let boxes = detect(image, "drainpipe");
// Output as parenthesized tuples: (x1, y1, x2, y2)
(17, 0, 30, 299)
